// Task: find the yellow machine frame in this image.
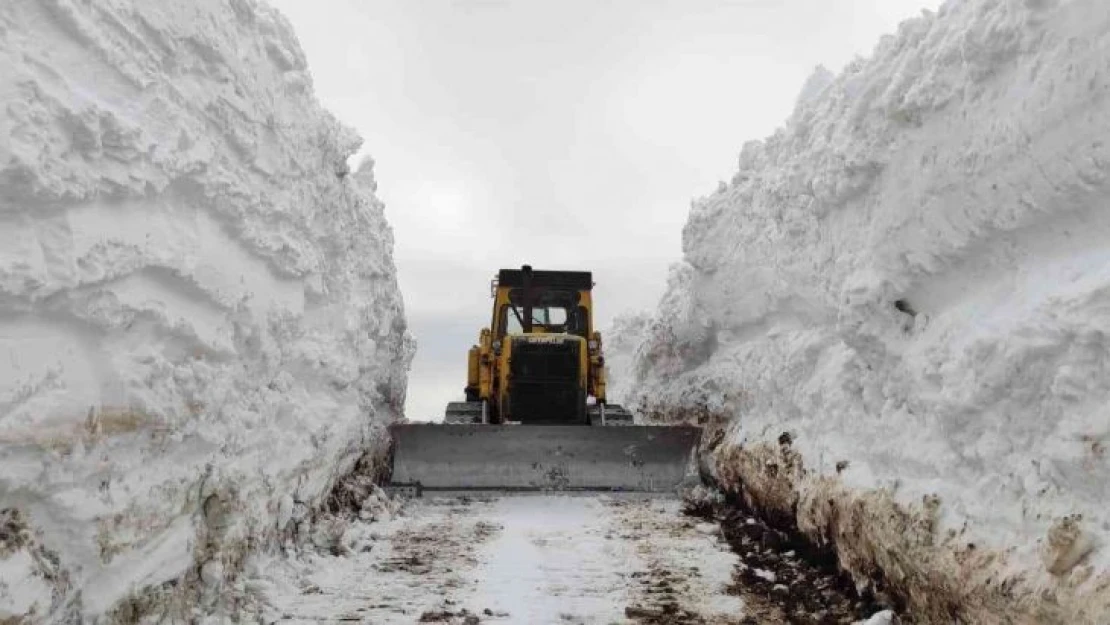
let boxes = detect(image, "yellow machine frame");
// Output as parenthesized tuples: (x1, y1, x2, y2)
(464, 269, 609, 423)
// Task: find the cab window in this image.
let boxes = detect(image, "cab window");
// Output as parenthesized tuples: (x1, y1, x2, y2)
(498, 289, 588, 337)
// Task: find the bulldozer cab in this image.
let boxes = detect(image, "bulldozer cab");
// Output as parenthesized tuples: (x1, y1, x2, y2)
(492, 267, 592, 338)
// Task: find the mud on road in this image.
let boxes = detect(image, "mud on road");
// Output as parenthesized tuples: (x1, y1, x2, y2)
(248, 494, 740, 624)
(684, 492, 895, 625)
(245, 492, 887, 624)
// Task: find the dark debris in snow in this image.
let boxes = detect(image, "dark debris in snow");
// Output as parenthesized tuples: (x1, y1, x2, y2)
(684, 495, 901, 624)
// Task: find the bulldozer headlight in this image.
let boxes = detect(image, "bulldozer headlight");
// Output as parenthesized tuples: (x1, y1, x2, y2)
(587, 339, 598, 351)
(492, 340, 502, 353)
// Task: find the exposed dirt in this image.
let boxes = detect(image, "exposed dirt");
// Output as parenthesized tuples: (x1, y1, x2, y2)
(0, 508, 72, 621)
(0, 508, 31, 557)
(373, 498, 500, 585)
(683, 493, 892, 625)
(417, 606, 484, 624)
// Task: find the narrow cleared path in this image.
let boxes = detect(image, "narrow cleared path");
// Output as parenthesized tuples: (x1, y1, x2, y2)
(252, 494, 744, 624)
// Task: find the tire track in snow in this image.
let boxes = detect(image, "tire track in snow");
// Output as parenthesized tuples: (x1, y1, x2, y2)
(610, 499, 743, 624)
(456, 495, 640, 623)
(254, 497, 500, 623)
(251, 495, 743, 624)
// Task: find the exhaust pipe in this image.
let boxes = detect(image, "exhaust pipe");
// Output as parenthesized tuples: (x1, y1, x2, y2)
(521, 264, 534, 333)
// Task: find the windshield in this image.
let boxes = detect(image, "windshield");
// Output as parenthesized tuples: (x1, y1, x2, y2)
(500, 289, 587, 337)
(504, 304, 569, 334)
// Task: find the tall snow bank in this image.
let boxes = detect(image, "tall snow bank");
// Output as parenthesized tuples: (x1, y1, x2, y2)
(626, 0, 1110, 621)
(0, 0, 411, 620)
(602, 312, 652, 405)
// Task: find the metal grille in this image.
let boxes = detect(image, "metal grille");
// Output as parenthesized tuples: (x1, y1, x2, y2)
(508, 341, 584, 424)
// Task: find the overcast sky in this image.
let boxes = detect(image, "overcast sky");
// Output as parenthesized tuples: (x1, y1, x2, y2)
(267, 0, 943, 421)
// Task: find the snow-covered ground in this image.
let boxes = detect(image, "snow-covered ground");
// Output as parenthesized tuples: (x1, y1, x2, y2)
(0, 0, 410, 620)
(619, 0, 1110, 621)
(250, 494, 742, 624)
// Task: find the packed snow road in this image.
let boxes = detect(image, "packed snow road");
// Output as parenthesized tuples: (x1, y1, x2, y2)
(250, 494, 743, 624)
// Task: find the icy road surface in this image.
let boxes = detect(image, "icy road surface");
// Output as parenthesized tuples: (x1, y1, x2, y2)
(254, 495, 744, 624)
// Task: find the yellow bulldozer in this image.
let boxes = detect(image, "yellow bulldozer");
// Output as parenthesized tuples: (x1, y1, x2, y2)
(450, 265, 632, 426)
(389, 265, 701, 494)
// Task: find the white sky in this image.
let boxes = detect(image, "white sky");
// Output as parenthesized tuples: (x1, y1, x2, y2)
(267, 0, 943, 421)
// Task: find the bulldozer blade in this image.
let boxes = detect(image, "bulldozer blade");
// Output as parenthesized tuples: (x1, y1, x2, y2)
(388, 423, 702, 493)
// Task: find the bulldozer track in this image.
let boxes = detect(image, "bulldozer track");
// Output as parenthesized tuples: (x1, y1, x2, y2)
(250, 494, 743, 624)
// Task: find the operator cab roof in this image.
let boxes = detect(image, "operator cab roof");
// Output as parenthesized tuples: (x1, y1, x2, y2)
(497, 268, 593, 290)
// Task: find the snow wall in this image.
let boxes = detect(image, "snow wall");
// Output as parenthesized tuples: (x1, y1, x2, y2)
(0, 0, 412, 621)
(623, 0, 1110, 622)
(603, 312, 651, 408)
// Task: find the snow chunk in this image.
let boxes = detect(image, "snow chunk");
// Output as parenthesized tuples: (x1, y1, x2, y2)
(793, 65, 835, 112)
(752, 568, 776, 583)
(855, 610, 895, 625)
